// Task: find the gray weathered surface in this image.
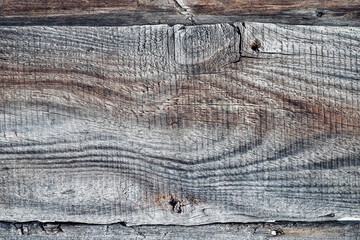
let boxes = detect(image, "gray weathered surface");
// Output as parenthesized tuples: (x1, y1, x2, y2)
(0, 221, 359, 239)
(0, 22, 359, 225)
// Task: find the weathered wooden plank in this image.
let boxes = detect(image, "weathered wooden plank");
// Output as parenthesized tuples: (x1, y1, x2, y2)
(0, 0, 359, 26)
(0, 23, 359, 225)
(0, 221, 359, 239)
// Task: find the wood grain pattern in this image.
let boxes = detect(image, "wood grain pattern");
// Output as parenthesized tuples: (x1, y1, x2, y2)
(0, 0, 359, 26)
(0, 22, 359, 225)
(0, 221, 359, 239)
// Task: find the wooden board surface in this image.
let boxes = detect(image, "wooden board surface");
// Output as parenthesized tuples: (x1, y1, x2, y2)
(0, 22, 360, 225)
(0, 221, 359, 239)
(0, 0, 359, 26)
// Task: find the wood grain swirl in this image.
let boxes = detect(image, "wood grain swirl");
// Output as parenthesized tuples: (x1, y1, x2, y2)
(0, 23, 359, 225)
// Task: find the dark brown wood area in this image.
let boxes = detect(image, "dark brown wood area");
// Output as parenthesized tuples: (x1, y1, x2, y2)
(0, 0, 359, 26)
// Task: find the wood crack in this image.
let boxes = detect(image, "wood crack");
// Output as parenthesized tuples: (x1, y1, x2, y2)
(1, 221, 359, 238)
(169, 0, 195, 25)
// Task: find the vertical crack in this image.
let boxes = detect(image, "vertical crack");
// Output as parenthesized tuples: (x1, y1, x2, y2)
(169, 0, 195, 25)
(229, 23, 242, 63)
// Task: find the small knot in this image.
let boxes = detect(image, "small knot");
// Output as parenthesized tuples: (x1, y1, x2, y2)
(169, 197, 182, 213)
(317, 11, 324, 18)
(251, 39, 261, 52)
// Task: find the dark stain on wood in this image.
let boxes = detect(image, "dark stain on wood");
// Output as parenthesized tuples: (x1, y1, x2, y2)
(251, 38, 261, 52)
(154, 194, 200, 214)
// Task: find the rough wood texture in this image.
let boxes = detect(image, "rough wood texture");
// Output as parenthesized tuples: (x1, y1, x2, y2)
(0, 22, 359, 225)
(0, 0, 360, 26)
(0, 221, 359, 239)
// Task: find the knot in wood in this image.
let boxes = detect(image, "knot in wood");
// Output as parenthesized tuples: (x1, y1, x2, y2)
(174, 23, 241, 67)
(169, 196, 182, 213)
(182, 26, 213, 54)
